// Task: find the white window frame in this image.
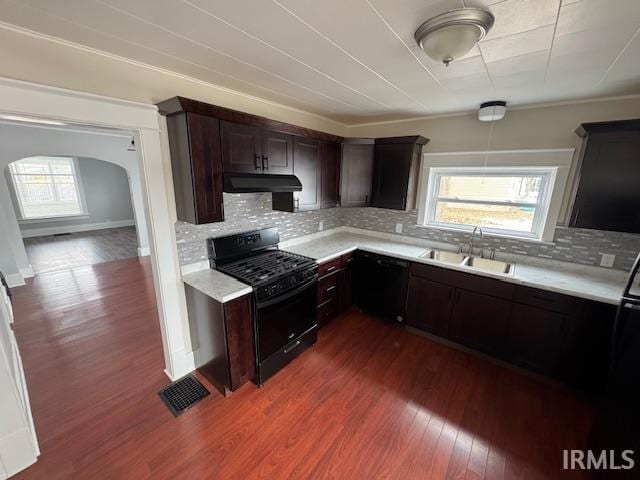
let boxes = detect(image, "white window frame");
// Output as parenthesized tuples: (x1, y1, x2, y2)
(423, 166, 557, 241)
(9, 156, 88, 221)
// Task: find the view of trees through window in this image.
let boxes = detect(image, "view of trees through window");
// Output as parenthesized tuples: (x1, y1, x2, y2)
(430, 172, 547, 234)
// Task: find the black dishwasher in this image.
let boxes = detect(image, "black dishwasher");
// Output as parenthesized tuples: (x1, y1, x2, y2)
(354, 251, 409, 322)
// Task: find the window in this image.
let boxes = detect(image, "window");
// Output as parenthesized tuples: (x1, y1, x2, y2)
(424, 167, 555, 239)
(9, 156, 86, 220)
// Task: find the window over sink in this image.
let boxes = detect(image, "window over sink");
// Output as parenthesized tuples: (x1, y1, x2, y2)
(423, 167, 557, 240)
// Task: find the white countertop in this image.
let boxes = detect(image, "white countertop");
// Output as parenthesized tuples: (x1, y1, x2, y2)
(281, 227, 628, 305)
(182, 227, 629, 305)
(182, 268, 253, 303)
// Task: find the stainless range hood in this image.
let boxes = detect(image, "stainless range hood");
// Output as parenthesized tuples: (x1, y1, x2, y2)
(223, 173, 302, 193)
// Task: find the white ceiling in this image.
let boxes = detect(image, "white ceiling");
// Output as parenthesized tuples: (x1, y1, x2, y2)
(1, 0, 639, 125)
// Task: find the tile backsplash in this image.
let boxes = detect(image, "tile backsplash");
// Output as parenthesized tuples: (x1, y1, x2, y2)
(175, 193, 640, 271)
(175, 193, 340, 265)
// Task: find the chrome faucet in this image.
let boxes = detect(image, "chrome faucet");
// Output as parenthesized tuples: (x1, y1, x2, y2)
(469, 226, 484, 258)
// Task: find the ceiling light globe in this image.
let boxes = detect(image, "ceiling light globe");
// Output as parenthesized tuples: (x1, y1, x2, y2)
(414, 8, 494, 67)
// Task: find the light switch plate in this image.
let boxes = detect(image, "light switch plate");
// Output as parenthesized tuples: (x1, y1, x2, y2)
(318, 221, 324, 231)
(395, 223, 403, 233)
(600, 253, 615, 268)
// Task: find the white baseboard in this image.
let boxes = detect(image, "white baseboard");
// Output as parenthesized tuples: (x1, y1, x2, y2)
(20, 219, 135, 238)
(164, 348, 195, 382)
(138, 246, 150, 257)
(19, 266, 34, 279)
(4, 273, 25, 288)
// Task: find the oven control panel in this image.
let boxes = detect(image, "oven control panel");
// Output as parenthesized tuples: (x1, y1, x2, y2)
(256, 267, 318, 302)
(238, 233, 261, 246)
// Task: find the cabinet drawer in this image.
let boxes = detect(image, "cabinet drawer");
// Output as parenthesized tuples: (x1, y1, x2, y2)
(410, 262, 515, 300)
(317, 297, 338, 327)
(341, 251, 355, 267)
(514, 286, 582, 315)
(318, 258, 342, 277)
(317, 273, 339, 304)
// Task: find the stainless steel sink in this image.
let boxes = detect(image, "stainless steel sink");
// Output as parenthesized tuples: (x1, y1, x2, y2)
(420, 250, 466, 265)
(464, 256, 514, 275)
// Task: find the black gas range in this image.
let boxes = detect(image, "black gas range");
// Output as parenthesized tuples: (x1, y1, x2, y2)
(208, 228, 318, 386)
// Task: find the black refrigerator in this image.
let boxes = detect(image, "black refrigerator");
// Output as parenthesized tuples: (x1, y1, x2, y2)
(589, 252, 640, 477)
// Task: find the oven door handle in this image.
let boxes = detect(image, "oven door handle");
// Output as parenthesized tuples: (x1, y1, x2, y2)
(257, 276, 318, 309)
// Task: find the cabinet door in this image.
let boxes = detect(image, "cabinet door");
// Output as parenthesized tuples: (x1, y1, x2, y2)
(340, 143, 374, 207)
(506, 304, 569, 376)
(186, 113, 224, 223)
(406, 276, 454, 337)
(339, 256, 354, 312)
(220, 120, 262, 173)
(371, 143, 412, 210)
(293, 137, 321, 211)
(261, 129, 293, 174)
(449, 289, 512, 356)
(320, 141, 340, 209)
(570, 130, 640, 233)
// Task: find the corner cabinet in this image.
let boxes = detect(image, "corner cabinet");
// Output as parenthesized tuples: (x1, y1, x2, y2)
(166, 112, 224, 224)
(569, 119, 640, 233)
(371, 136, 429, 210)
(339, 139, 374, 207)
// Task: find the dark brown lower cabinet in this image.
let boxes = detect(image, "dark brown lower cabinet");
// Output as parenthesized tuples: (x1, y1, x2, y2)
(404, 260, 615, 392)
(339, 254, 354, 312)
(405, 276, 454, 337)
(185, 286, 254, 395)
(316, 252, 354, 327)
(506, 304, 570, 376)
(449, 289, 512, 357)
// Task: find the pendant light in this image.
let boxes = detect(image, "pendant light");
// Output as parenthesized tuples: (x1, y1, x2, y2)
(414, 8, 494, 67)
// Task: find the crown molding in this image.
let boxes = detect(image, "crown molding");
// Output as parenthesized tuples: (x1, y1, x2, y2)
(0, 21, 349, 130)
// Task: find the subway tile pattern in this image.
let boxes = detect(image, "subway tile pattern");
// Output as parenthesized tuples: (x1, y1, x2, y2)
(175, 194, 640, 271)
(175, 193, 340, 265)
(339, 207, 640, 271)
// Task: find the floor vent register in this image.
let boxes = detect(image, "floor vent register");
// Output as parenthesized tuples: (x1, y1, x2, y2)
(158, 375, 209, 416)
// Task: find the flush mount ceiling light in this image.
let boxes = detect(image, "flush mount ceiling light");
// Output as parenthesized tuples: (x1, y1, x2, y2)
(478, 101, 507, 121)
(414, 7, 494, 67)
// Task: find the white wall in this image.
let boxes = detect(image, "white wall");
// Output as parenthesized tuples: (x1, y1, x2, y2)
(6, 157, 135, 236)
(0, 122, 150, 285)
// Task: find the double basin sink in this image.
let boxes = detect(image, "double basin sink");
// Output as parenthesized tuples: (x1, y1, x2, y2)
(419, 249, 514, 275)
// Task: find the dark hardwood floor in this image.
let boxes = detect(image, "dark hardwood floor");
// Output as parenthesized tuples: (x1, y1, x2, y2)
(11, 257, 592, 479)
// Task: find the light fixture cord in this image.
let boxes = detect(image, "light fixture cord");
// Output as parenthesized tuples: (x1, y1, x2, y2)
(481, 120, 495, 183)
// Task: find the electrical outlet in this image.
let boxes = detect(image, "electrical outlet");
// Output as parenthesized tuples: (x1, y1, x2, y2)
(318, 221, 324, 231)
(395, 223, 403, 233)
(600, 253, 615, 268)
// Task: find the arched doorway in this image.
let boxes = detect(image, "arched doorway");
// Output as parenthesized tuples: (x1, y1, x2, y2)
(5, 155, 141, 273)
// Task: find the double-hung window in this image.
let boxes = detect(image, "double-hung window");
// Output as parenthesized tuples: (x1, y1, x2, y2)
(424, 167, 555, 240)
(9, 156, 86, 220)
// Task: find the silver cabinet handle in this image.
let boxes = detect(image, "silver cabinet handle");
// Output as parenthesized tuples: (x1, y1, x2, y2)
(284, 340, 301, 354)
(326, 285, 336, 292)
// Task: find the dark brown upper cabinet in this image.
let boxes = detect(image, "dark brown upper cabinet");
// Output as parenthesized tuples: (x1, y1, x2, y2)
(165, 112, 224, 224)
(220, 121, 294, 175)
(320, 140, 340, 209)
(569, 119, 640, 233)
(220, 121, 262, 173)
(272, 138, 340, 213)
(261, 129, 294, 174)
(371, 136, 429, 210)
(287, 137, 321, 212)
(340, 139, 374, 207)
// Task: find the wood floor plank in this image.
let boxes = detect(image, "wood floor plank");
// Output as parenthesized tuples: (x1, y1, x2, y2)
(10, 257, 595, 479)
